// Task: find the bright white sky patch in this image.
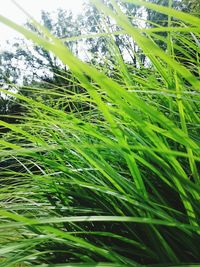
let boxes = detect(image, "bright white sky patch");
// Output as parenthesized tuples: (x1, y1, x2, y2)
(0, 0, 86, 46)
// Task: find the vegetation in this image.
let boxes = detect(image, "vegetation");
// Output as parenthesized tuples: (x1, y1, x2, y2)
(0, 0, 200, 266)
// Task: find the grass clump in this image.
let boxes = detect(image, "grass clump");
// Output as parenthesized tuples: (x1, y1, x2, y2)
(0, 0, 200, 266)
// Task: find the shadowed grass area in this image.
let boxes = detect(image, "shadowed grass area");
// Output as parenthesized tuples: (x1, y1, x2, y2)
(0, 0, 200, 266)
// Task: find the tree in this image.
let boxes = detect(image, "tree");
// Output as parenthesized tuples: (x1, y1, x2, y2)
(1, 0, 199, 120)
(0, 9, 85, 121)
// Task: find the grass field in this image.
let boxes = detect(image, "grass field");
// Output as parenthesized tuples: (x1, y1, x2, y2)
(0, 0, 200, 266)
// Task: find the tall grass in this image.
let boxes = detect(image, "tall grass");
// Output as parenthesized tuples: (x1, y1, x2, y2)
(0, 0, 200, 266)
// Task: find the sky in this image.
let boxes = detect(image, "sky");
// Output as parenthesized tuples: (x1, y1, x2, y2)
(0, 0, 86, 46)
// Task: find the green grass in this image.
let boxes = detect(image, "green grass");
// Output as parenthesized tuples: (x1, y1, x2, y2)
(0, 0, 200, 266)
